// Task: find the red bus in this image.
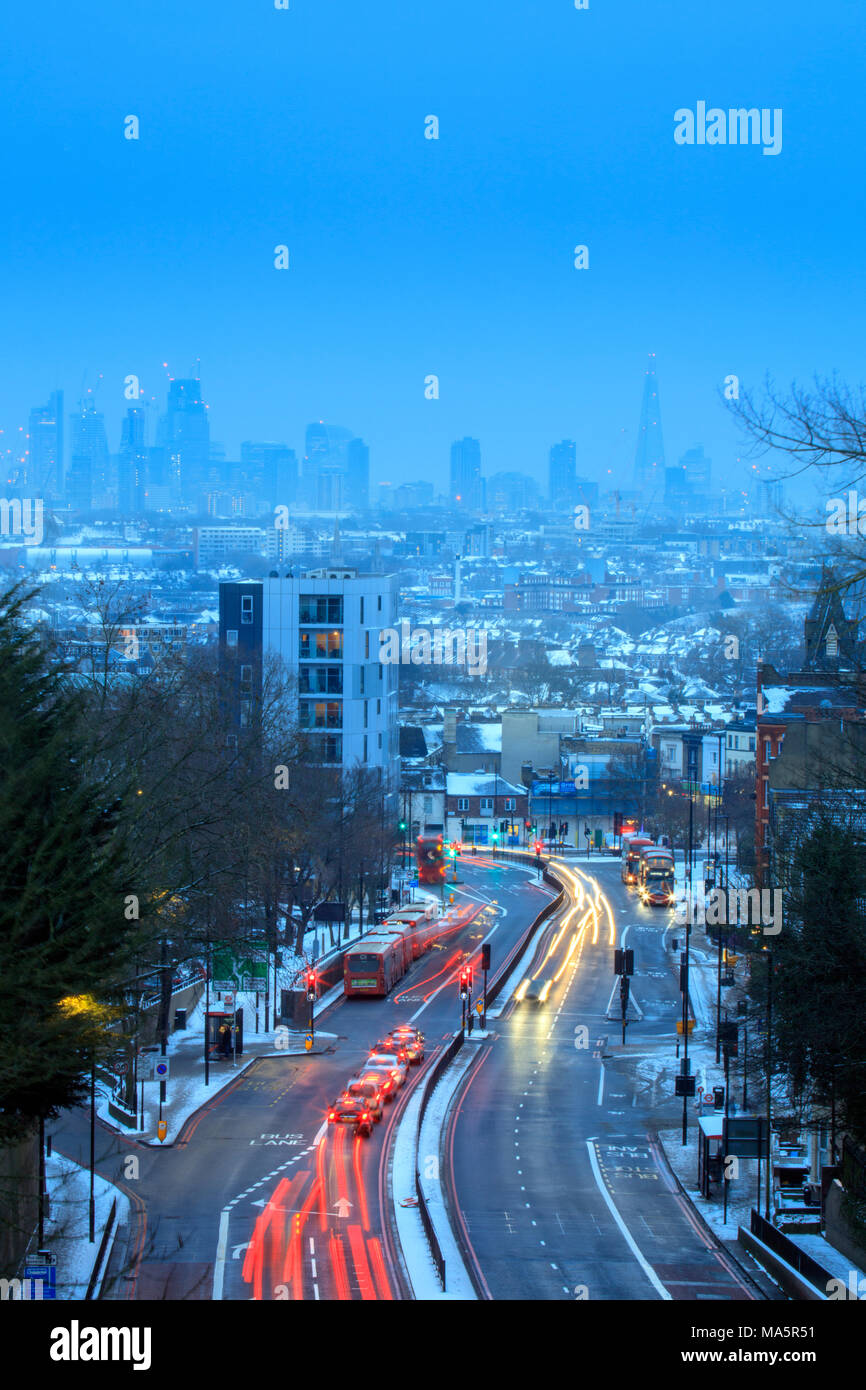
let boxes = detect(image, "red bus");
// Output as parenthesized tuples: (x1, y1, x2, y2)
(343, 936, 407, 997)
(638, 847, 676, 906)
(382, 904, 440, 960)
(621, 835, 654, 885)
(373, 925, 412, 972)
(416, 834, 446, 886)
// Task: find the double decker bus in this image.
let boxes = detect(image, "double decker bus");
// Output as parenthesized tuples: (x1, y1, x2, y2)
(638, 846, 676, 906)
(343, 935, 408, 997)
(416, 834, 446, 886)
(621, 835, 654, 885)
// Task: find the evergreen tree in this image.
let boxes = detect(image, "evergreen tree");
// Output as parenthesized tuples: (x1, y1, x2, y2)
(770, 816, 866, 1144)
(0, 584, 139, 1146)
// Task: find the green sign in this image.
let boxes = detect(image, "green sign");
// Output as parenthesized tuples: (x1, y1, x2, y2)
(212, 947, 267, 993)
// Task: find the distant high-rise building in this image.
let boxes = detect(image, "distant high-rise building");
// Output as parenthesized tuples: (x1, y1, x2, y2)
(548, 440, 576, 505)
(67, 398, 109, 511)
(303, 423, 354, 510)
(241, 441, 298, 512)
(28, 391, 64, 500)
(345, 438, 370, 512)
(449, 437, 482, 508)
(665, 445, 712, 513)
(488, 471, 539, 512)
(391, 481, 435, 510)
(574, 475, 598, 510)
(118, 405, 148, 514)
(158, 378, 210, 504)
(633, 354, 666, 492)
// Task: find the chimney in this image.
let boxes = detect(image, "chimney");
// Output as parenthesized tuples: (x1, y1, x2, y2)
(444, 709, 458, 744)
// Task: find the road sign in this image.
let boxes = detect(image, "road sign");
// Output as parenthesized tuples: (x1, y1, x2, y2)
(476, 1000, 483, 1014)
(113, 1060, 129, 1075)
(154, 1059, 170, 1081)
(676, 1019, 695, 1035)
(157, 1120, 167, 1142)
(304, 1035, 313, 1052)
(24, 1263, 56, 1299)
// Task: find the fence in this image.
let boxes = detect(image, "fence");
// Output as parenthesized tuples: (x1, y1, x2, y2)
(85, 1197, 117, 1301)
(749, 1208, 831, 1293)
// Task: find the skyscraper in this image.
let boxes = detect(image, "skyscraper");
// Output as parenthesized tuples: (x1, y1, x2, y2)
(302, 423, 355, 510)
(633, 353, 666, 492)
(158, 378, 210, 505)
(449, 437, 482, 508)
(118, 405, 148, 514)
(241, 441, 298, 512)
(28, 391, 64, 501)
(345, 438, 370, 512)
(67, 398, 109, 511)
(548, 440, 576, 506)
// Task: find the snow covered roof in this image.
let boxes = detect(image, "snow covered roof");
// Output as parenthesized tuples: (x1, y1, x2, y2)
(760, 684, 865, 716)
(446, 773, 526, 797)
(455, 723, 502, 754)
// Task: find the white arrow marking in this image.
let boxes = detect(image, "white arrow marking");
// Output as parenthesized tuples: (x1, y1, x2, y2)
(231, 1242, 250, 1259)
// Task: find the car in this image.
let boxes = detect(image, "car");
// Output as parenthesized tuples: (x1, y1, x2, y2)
(370, 1036, 413, 1065)
(515, 976, 553, 1005)
(344, 1077, 384, 1122)
(327, 1095, 374, 1137)
(388, 1026, 425, 1062)
(357, 1066, 397, 1102)
(365, 1056, 408, 1089)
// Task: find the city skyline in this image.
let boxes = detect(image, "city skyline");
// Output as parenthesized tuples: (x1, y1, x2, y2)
(2, 2, 863, 503)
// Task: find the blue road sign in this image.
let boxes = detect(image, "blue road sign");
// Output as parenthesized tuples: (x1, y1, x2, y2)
(24, 1264, 56, 1299)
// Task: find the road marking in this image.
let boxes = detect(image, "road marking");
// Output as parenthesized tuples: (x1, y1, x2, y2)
(213, 1208, 229, 1300)
(597, 1065, 605, 1106)
(585, 1140, 671, 1301)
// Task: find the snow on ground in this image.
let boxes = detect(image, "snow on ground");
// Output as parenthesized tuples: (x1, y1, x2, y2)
(658, 1126, 762, 1245)
(41, 1152, 130, 1300)
(787, 1233, 866, 1288)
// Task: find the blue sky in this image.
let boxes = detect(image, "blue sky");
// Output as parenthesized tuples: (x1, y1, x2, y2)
(1, 0, 864, 499)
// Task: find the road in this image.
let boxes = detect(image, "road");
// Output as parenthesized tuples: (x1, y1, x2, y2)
(50, 856, 554, 1300)
(446, 854, 768, 1301)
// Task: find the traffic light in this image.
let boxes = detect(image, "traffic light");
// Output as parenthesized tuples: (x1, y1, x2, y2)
(305, 969, 317, 1001)
(534, 839, 543, 856)
(459, 966, 472, 999)
(398, 819, 407, 833)
(480, 943, 490, 971)
(614, 949, 634, 976)
(491, 830, 499, 844)
(613, 811, 623, 837)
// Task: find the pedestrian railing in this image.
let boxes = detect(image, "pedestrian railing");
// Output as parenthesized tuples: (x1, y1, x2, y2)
(749, 1208, 832, 1293)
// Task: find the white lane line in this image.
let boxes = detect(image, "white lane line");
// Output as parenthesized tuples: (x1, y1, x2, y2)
(597, 1064, 605, 1106)
(584, 1140, 671, 1301)
(213, 1208, 230, 1301)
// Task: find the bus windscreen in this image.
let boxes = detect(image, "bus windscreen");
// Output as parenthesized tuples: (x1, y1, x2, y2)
(348, 953, 381, 972)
